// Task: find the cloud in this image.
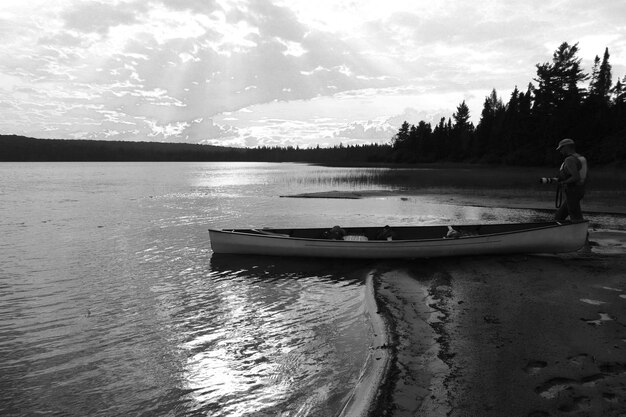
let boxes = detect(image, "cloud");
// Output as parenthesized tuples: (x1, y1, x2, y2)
(331, 106, 455, 144)
(386, 107, 450, 127)
(202, 107, 443, 148)
(1, 0, 625, 145)
(62, 2, 143, 35)
(38, 31, 86, 48)
(154, 0, 222, 14)
(183, 118, 237, 141)
(334, 120, 395, 142)
(246, 0, 306, 41)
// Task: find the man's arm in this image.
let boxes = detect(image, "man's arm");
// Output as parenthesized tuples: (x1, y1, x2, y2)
(560, 157, 580, 184)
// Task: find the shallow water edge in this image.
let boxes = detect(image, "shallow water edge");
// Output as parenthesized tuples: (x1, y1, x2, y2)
(339, 273, 391, 417)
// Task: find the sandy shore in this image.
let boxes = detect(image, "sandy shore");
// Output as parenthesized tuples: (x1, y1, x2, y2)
(370, 231, 626, 417)
(340, 274, 392, 417)
(284, 188, 626, 415)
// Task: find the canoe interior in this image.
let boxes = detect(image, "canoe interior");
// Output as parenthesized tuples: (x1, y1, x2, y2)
(223, 221, 574, 241)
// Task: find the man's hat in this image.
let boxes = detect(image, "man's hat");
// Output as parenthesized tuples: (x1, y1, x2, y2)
(556, 138, 575, 150)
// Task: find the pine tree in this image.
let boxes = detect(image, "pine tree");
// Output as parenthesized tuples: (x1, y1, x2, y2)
(531, 42, 589, 160)
(451, 101, 473, 160)
(598, 48, 612, 101)
(520, 84, 533, 116)
(453, 100, 471, 129)
(500, 87, 521, 159)
(432, 117, 450, 160)
(392, 121, 410, 149)
(589, 54, 601, 94)
(612, 75, 626, 105)
(476, 89, 506, 160)
(414, 121, 432, 161)
(589, 48, 612, 104)
(533, 42, 588, 114)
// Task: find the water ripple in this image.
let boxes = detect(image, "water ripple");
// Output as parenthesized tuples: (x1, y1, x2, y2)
(7, 162, 596, 416)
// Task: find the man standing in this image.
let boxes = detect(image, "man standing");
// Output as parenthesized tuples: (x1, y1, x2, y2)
(555, 138, 587, 223)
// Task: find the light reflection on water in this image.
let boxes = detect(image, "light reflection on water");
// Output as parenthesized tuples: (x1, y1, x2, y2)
(1, 162, 622, 417)
(179, 260, 371, 416)
(190, 162, 397, 196)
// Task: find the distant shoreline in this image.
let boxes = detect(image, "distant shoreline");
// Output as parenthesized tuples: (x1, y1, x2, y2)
(3, 134, 624, 169)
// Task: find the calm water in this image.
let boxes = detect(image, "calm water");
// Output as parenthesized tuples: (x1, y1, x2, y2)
(0, 162, 595, 416)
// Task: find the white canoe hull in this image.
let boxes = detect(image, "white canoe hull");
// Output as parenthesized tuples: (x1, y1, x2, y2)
(208, 222, 589, 259)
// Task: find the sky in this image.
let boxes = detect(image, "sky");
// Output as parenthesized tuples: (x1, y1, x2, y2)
(1, 0, 625, 148)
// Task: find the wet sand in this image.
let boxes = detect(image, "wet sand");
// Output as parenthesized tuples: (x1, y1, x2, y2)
(341, 274, 392, 417)
(286, 190, 626, 416)
(282, 190, 626, 215)
(369, 232, 626, 417)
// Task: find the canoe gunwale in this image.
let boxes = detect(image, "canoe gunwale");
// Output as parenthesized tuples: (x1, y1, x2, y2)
(208, 221, 589, 258)
(208, 221, 588, 244)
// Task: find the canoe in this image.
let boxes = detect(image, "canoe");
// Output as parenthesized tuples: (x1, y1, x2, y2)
(208, 221, 589, 259)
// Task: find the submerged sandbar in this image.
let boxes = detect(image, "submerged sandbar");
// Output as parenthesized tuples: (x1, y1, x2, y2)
(281, 189, 626, 215)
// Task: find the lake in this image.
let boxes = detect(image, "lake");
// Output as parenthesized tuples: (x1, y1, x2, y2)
(0, 162, 584, 416)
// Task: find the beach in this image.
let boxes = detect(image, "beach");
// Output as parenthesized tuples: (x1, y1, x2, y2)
(289, 190, 626, 417)
(372, 232, 626, 417)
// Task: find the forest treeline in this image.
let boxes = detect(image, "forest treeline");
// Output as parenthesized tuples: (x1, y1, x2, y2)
(0, 134, 391, 163)
(391, 42, 626, 166)
(2, 42, 625, 166)
(1, 135, 246, 162)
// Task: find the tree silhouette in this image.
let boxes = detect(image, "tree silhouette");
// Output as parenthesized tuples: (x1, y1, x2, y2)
(453, 100, 472, 129)
(589, 48, 612, 104)
(533, 42, 588, 114)
(612, 76, 626, 105)
(450, 100, 473, 160)
(392, 121, 411, 149)
(390, 41, 625, 166)
(475, 89, 506, 160)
